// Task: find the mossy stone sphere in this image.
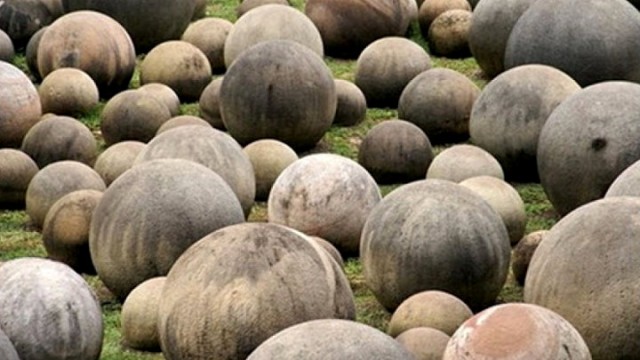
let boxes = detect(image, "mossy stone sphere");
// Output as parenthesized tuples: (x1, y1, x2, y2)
(0, 0, 62, 46)
(121, 277, 166, 352)
(0, 30, 14, 61)
(181, 17, 232, 73)
(333, 79, 367, 126)
(38, 68, 99, 116)
(199, 77, 224, 129)
(26, 26, 47, 81)
(156, 115, 212, 135)
(512, 230, 546, 286)
(0, 149, 39, 208)
(237, 0, 290, 16)
(243, 139, 299, 201)
(138, 83, 181, 117)
(0, 61, 42, 148)
(427, 144, 504, 182)
(396, 327, 450, 360)
(427, 9, 472, 58)
(93, 141, 146, 186)
(418, 0, 470, 38)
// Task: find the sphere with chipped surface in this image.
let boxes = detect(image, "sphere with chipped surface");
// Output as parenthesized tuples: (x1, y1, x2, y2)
(0, 149, 39, 208)
(0, 61, 42, 148)
(122, 277, 165, 352)
(156, 115, 212, 135)
(396, 327, 449, 360)
(427, 9, 472, 58)
(243, 139, 298, 201)
(427, 144, 504, 182)
(181, 17, 232, 73)
(418, 0, 470, 38)
(38, 68, 99, 116)
(333, 79, 366, 126)
(512, 230, 546, 285)
(199, 77, 225, 129)
(138, 83, 181, 117)
(93, 141, 146, 186)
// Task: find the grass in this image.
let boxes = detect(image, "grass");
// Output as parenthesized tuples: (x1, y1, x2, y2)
(0, 0, 560, 358)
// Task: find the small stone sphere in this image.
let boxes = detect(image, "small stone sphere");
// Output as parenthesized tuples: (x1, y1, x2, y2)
(100, 89, 172, 146)
(427, 9, 472, 58)
(26, 26, 47, 81)
(237, 0, 290, 17)
(25, 160, 106, 228)
(512, 230, 546, 286)
(443, 303, 591, 359)
(137, 83, 181, 117)
(0, 149, 39, 208)
(418, 0, 471, 38)
(140, 40, 212, 102)
(358, 119, 434, 184)
(93, 141, 146, 186)
(38, 68, 99, 116)
(0, 61, 42, 148)
(243, 139, 299, 201)
(398, 68, 480, 144)
(0, 29, 14, 61)
(42, 189, 103, 274)
(396, 327, 450, 360)
(122, 277, 166, 352)
(388, 290, 473, 337)
(156, 115, 212, 135)
(427, 144, 504, 182)
(198, 77, 224, 129)
(355, 36, 432, 108)
(181, 17, 233, 73)
(333, 79, 367, 126)
(310, 236, 345, 269)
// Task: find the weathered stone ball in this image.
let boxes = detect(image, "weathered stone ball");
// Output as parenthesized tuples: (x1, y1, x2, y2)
(90, 159, 245, 300)
(181, 17, 232, 73)
(243, 139, 299, 201)
(0, 61, 42, 148)
(388, 290, 473, 337)
(237, 0, 290, 17)
(361, 179, 511, 311)
(38, 68, 99, 116)
(333, 79, 366, 126)
(100, 89, 172, 146)
(0, 327, 19, 360)
(358, 119, 434, 184)
(460, 176, 527, 245)
(0, 258, 103, 360)
(26, 160, 106, 228)
(427, 9, 472, 58)
(37, 10, 136, 98)
(418, 0, 470, 38)
(21, 115, 97, 168)
(220, 40, 336, 150)
(140, 40, 212, 102)
(135, 125, 256, 217)
(396, 327, 450, 360)
(25, 26, 47, 80)
(0, 29, 14, 61)
(269, 153, 382, 256)
(0, 149, 39, 208)
(606, 159, 640, 197)
(355, 37, 431, 108)
(305, 0, 410, 58)
(512, 230, 546, 286)
(42, 189, 103, 274)
(427, 144, 504, 183)
(504, 0, 640, 87)
(156, 115, 212, 135)
(199, 77, 224, 129)
(93, 141, 146, 186)
(138, 83, 181, 117)
(469, 65, 581, 181)
(310, 236, 345, 269)
(158, 223, 356, 359)
(0, 0, 63, 46)
(121, 277, 166, 352)
(398, 68, 480, 144)
(537, 81, 640, 216)
(443, 303, 591, 359)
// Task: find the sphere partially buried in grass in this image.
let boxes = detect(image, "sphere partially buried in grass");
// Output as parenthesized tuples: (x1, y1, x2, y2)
(243, 139, 299, 201)
(0, 149, 39, 208)
(38, 68, 99, 116)
(93, 141, 146, 186)
(427, 144, 504, 183)
(0, 61, 42, 148)
(427, 9, 472, 58)
(181, 17, 232, 73)
(122, 277, 166, 352)
(333, 79, 367, 126)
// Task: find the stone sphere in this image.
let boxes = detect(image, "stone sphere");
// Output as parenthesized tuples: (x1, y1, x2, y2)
(137, 83, 181, 117)
(0, 149, 39, 208)
(181, 17, 232, 73)
(388, 290, 473, 337)
(398, 68, 480, 144)
(26, 160, 106, 228)
(268, 153, 382, 256)
(0, 327, 19, 360)
(418, 0, 471, 38)
(38, 68, 99, 116)
(37, 10, 136, 98)
(606, 159, 640, 197)
(248, 319, 413, 360)
(158, 223, 356, 359)
(93, 141, 146, 186)
(224, 5, 322, 67)
(511, 230, 546, 286)
(122, 277, 166, 352)
(156, 115, 212, 135)
(468, 0, 536, 78)
(469, 65, 581, 181)
(0, 0, 63, 46)
(427, 9, 472, 58)
(333, 79, 366, 126)
(0, 258, 103, 360)
(427, 144, 504, 183)
(140, 40, 212, 102)
(237, 0, 290, 17)
(0, 29, 14, 61)
(355, 36, 431, 108)
(443, 303, 591, 359)
(0, 61, 41, 148)
(20, 115, 97, 168)
(198, 77, 224, 129)
(42, 189, 103, 274)
(358, 119, 434, 184)
(504, 0, 640, 87)
(25, 26, 47, 80)
(100, 89, 172, 146)
(305, 0, 410, 58)
(396, 327, 450, 360)
(243, 139, 299, 201)
(90, 159, 245, 300)
(310, 236, 345, 269)
(220, 40, 336, 150)
(537, 81, 640, 216)
(192, 0, 206, 19)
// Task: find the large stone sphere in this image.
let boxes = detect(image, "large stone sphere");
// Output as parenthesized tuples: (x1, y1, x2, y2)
(469, 65, 581, 181)
(396, 327, 449, 360)
(358, 119, 434, 184)
(0, 258, 103, 360)
(361, 179, 511, 311)
(224, 4, 323, 67)
(537, 81, 640, 216)
(138, 83, 181, 117)
(121, 277, 166, 352)
(355, 37, 431, 108)
(418, 0, 470, 38)
(504, 0, 640, 87)
(0, 327, 19, 360)
(61, 0, 196, 52)
(181, 17, 232, 73)
(93, 141, 146, 186)
(243, 139, 299, 201)
(426, 144, 504, 183)
(25, 26, 47, 80)
(398, 68, 480, 144)
(38, 68, 99, 116)
(0, 61, 41, 148)
(237, 0, 290, 16)
(220, 40, 336, 150)
(525, 197, 640, 358)
(37, 10, 136, 98)
(0, 149, 39, 208)
(0, 0, 63, 46)
(158, 223, 356, 359)
(511, 230, 546, 286)
(198, 77, 224, 129)
(427, 9, 472, 58)
(0, 30, 14, 61)
(333, 79, 367, 126)
(268, 153, 382, 256)
(155, 115, 211, 135)
(443, 303, 591, 359)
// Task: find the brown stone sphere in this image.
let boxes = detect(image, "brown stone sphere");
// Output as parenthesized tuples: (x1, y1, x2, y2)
(156, 115, 212, 135)
(38, 68, 99, 116)
(427, 144, 504, 182)
(237, 0, 290, 17)
(198, 77, 224, 129)
(243, 139, 299, 201)
(396, 327, 450, 360)
(512, 230, 546, 286)
(333, 79, 367, 126)
(93, 141, 146, 187)
(181, 17, 232, 73)
(37, 10, 136, 98)
(0, 30, 14, 62)
(140, 40, 212, 102)
(428, 9, 472, 58)
(26, 26, 47, 81)
(0, 61, 42, 148)
(0, 149, 39, 208)
(20, 115, 97, 168)
(122, 277, 166, 352)
(418, 0, 470, 38)
(137, 83, 181, 117)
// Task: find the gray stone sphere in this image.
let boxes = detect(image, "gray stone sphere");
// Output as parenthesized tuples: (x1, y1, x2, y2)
(93, 141, 146, 186)
(38, 68, 99, 116)
(181, 17, 233, 73)
(418, 0, 470, 38)
(0, 327, 19, 360)
(121, 277, 166, 352)
(333, 79, 367, 126)
(0, 0, 63, 46)
(310, 236, 345, 269)
(198, 77, 225, 129)
(155, 115, 212, 135)
(0, 61, 42, 148)
(0, 29, 14, 61)
(243, 139, 298, 201)
(427, 9, 472, 58)
(237, 0, 290, 17)
(26, 26, 47, 81)
(396, 327, 450, 360)
(138, 83, 181, 117)
(512, 230, 546, 286)
(607, 159, 640, 197)
(0, 149, 39, 208)
(427, 144, 504, 183)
